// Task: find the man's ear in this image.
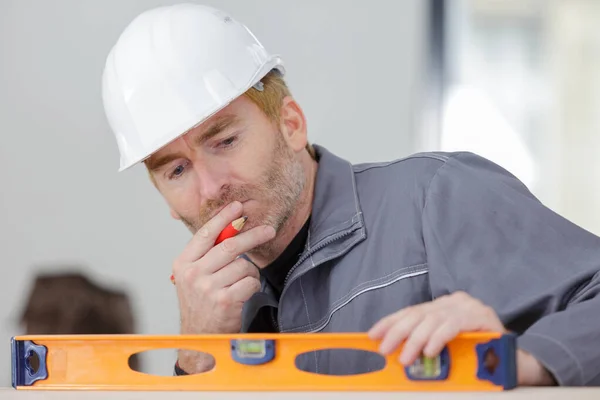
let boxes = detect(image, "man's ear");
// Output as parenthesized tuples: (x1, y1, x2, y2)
(170, 209, 181, 221)
(280, 96, 308, 152)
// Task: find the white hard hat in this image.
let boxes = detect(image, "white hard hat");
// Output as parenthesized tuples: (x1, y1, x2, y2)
(102, 3, 285, 171)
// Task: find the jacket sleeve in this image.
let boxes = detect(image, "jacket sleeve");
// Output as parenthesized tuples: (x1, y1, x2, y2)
(422, 152, 600, 386)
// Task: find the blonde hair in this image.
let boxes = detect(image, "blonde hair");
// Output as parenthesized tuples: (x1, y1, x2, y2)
(244, 70, 316, 159)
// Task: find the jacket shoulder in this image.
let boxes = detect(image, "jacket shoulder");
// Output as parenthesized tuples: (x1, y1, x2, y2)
(349, 152, 454, 212)
(353, 151, 451, 171)
(352, 151, 456, 180)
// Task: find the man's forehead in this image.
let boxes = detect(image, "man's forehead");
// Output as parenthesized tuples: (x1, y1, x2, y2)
(145, 112, 238, 164)
(193, 95, 250, 130)
(171, 116, 228, 147)
(186, 105, 236, 137)
(145, 95, 254, 166)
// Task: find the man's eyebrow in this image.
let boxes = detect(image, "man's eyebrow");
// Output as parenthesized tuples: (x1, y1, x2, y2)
(145, 152, 185, 172)
(193, 115, 240, 146)
(145, 115, 240, 172)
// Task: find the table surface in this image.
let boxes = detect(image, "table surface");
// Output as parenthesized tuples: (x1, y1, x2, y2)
(2, 388, 600, 399)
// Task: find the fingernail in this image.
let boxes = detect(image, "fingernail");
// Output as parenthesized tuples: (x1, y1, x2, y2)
(378, 343, 390, 355)
(423, 347, 433, 358)
(263, 226, 276, 237)
(399, 353, 410, 365)
(367, 328, 380, 340)
(230, 201, 242, 212)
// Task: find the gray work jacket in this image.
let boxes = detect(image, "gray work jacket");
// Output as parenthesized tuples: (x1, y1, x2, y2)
(240, 145, 600, 386)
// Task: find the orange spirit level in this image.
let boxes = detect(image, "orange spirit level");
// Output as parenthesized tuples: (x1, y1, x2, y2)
(12, 332, 516, 391)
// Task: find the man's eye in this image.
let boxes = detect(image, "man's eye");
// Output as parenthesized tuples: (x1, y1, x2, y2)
(169, 164, 187, 179)
(219, 136, 237, 148)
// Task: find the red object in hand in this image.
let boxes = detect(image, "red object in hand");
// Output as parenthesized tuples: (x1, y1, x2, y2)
(170, 216, 248, 285)
(214, 216, 248, 245)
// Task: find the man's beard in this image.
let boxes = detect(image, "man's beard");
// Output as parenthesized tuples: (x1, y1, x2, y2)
(179, 134, 306, 258)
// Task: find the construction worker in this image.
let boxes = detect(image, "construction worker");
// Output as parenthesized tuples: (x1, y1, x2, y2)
(101, 4, 600, 385)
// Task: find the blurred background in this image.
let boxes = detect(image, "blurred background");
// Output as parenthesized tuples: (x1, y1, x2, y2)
(1, 0, 599, 382)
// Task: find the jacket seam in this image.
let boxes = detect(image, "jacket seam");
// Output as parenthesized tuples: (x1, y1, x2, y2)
(306, 270, 429, 333)
(279, 226, 316, 332)
(422, 155, 454, 212)
(350, 160, 362, 220)
(299, 276, 312, 327)
(325, 263, 428, 312)
(421, 155, 455, 292)
(353, 154, 449, 174)
(298, 276, 319, 373)
(282, 264, 428, 332)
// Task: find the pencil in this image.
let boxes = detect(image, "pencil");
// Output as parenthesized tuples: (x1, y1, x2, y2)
(170, 216, 248, 285)
(214, 216, 248, 245)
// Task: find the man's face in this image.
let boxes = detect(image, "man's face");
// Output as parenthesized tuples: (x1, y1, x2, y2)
(146, 95, 307, 255)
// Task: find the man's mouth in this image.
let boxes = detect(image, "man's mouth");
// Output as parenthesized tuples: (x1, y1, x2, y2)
(209, 200, 250, 220)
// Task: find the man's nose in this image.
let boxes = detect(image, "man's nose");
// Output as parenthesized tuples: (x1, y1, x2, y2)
(192, 161, 228, 201)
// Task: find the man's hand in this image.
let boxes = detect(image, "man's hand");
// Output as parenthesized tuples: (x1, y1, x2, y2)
(368, 291, 555, 386)
(172, 201, 276, 373)
(368, 291, 506, 365)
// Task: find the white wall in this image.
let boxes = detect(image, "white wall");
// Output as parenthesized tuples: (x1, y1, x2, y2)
(440, 0, 600, 238)
(550, 0, 600, 236)
(0, 0, 428, 382)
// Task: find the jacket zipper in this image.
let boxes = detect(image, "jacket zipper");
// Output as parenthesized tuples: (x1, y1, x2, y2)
(277, 228, 358, 330)
(271, 309, 279, 331)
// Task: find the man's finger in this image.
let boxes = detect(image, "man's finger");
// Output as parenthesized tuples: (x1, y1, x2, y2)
(422, 320, 460, 358)
(179, 201, 244, 262)
(399, 314, 441, 365)
(368, 304, 423, 340)
(211, 257, 259, 288)
(377, 310, 423, 355)
(227, 276, 262, 303)
(368, 312, 402, 340)
(199, 225, 275, 274)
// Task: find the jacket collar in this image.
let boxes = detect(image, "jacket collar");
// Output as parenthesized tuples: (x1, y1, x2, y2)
(306, 144, 365, 252)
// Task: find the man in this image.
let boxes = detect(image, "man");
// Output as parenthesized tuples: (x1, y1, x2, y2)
(101, 4, 600, 386)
